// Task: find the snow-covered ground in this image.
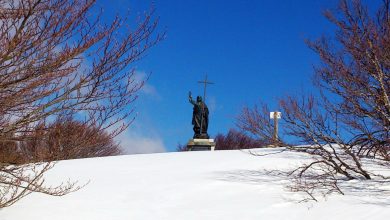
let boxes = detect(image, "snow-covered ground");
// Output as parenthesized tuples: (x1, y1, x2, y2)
(1, 148, 389, 220)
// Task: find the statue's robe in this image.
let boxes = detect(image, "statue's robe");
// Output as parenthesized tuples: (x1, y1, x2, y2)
(191, 101, 209, 137)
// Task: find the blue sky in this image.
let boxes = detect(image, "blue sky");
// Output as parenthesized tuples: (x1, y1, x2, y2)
(99, 0, 342, 153)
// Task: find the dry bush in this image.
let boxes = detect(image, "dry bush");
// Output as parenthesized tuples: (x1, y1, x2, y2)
(19, 117, 121, 162)
(0, 139, 23, 164)
(215, 129, 267, 150)
(0, 0, 162, 208)
(176, 143, 188, 152)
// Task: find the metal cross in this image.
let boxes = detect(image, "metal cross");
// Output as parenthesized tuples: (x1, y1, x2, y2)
(198, 74, 214, 104)
(197, 74, 214, 135)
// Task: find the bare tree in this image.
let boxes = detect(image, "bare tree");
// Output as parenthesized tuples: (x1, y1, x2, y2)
(307, 0, 390, 160)
(237, 103, 284, 146)
(237, 0, 389, 201)
(0, 0, 162, 208)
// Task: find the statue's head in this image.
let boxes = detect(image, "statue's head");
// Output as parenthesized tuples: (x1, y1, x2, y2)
(196, 96, 202, 102)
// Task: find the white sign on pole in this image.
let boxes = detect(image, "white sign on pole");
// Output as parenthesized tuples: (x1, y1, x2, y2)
(270, 111, 281, 119)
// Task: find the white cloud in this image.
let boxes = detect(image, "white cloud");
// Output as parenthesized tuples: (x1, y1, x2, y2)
(134, 71, 160, 99)
(115, 127, 166, 155)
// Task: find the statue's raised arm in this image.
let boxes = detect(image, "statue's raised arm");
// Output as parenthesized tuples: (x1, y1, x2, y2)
(189, 91, 196, 105)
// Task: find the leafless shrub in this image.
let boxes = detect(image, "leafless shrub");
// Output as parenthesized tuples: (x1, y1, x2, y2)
(176, 143, 188, 152)
(215, 129, 268, 150)
(19, 116, 121, 162)
(0, 130, 24, 164)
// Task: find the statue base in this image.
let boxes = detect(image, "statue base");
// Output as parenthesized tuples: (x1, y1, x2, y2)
(187, 139, 215, 151)
(193, 133, 209, 139)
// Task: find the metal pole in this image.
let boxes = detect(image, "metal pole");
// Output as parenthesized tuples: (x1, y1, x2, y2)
(273, 114, 278, 144)
(203, 75, 207, 104)
(199, 75, 207, 136)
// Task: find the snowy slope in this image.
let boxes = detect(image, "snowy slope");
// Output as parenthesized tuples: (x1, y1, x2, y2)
(1, 148, 389, 220)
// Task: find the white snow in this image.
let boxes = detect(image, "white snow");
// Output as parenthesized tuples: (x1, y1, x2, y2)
(1, 148, 389, 220)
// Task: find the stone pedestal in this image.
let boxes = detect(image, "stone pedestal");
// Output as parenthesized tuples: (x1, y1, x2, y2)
(187, 139, 215, 151)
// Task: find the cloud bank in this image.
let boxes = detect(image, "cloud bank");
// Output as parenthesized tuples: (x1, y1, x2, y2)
(117, 130, 166, 154)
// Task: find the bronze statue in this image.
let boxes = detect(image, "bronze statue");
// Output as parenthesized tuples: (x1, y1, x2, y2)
(189, 92, 209, 139)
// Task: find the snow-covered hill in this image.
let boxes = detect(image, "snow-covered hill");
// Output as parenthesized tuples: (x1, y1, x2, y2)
(1, 148, 389, 220)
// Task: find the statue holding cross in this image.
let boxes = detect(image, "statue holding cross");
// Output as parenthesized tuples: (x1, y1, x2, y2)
(189, 75, 214, 139)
